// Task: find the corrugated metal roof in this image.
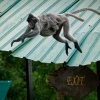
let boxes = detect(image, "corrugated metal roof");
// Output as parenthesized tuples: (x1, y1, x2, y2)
(0, 0, 100, 66)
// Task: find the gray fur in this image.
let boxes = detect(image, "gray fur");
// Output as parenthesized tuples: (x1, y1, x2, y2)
(72, 8, 100, 15)
(11, 8, 100, 54)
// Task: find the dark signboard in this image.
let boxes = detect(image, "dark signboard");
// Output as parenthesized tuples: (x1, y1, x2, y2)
(48, 66, 99, 99)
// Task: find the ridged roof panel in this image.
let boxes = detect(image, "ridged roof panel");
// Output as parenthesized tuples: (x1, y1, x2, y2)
(0, 0, 100, 66)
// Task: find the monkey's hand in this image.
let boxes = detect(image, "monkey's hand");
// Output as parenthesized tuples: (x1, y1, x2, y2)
(74, 41, 82, 53)
(11, 40, 16, 47)
(11, 36, 25, 47)
(65, 43, 71, 55)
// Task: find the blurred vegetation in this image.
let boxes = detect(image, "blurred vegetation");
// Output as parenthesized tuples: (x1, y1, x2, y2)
(0, 51, 97, 100)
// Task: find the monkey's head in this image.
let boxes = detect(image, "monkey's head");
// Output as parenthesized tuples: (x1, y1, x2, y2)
(27, 13, 38, 29)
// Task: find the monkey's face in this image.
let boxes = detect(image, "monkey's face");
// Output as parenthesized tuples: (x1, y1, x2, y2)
(27, 13, 38, 29)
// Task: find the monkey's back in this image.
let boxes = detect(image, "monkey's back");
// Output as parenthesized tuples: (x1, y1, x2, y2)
(38, 14, 60, 36)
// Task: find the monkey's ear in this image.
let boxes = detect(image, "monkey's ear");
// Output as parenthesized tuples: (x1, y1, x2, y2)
(29, 13, 33, 17)
(27, 13, 38, 23)
(27, 13, 38, 29)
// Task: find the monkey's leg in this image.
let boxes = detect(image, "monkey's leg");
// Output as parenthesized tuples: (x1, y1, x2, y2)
(64, 34, 82, 53)
(74, 41, 82, 53)
(53, 21, 71, 55)
(53, 34, 71, 55)
(63, 21, 82, 53)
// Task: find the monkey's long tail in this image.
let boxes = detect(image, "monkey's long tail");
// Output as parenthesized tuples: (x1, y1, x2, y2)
(71, 8, 100, 15)
(64, 13, 84, 22)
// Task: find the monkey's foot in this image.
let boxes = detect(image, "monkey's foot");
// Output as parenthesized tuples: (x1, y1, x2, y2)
(65, 43, 71, 55)
(22, 38, 25, 43)
(74, 41, 82, 53)
(11, 40, 15, 47)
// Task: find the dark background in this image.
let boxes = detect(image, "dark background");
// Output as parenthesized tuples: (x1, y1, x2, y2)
(0, 52, 97, 100)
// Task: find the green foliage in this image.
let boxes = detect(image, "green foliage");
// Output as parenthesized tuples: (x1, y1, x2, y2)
(33, 62, 57, 100)
(0, 52, 26, 100)
(0, 51, 98, 100)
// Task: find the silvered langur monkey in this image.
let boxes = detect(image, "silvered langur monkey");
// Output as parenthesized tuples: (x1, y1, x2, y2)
(11, 8, 100, 55)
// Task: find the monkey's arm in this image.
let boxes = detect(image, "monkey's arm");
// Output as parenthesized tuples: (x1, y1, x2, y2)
(11, 13, 39, 46)
(22, 30, 39, 39)
(11, 25, 32, 46)
(11, 25, 39, 46)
